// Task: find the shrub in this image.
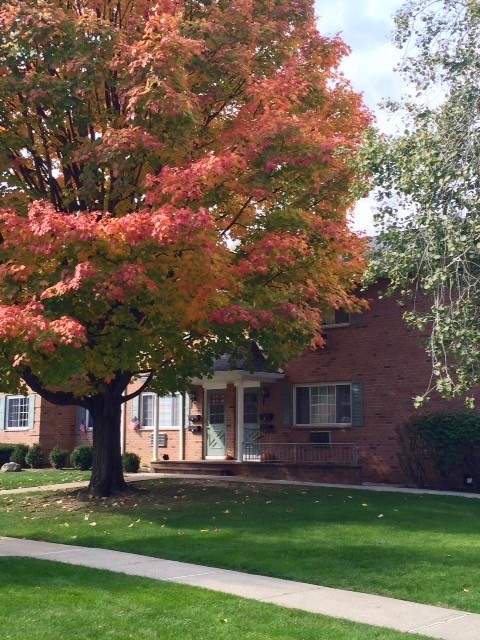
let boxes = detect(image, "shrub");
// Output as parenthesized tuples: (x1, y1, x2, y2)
(122, 452, 140, 473)
(70, 445, 93, 470)
(0, 444, 15, 466)
(398, 411, 480, 489)
(10, 444, 30, 468)
(49, 446, 69, 469)
(25, 443, 43, 469)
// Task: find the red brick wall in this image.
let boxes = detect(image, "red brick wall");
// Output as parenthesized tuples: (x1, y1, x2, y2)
(0, 392, 41, 449)
(0, 394, 77, 462)
(38, 403, 77, 459)
(185, 385, 204, 460)
(277, 282, 480, 484)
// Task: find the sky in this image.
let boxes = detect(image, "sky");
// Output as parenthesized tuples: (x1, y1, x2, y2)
(314, 0, 406, 234)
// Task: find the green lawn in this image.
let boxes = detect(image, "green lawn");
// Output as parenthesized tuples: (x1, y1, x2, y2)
(1, 478, 479, 613)
(0, 469, 90, 491)
(0, 558, 428, 640)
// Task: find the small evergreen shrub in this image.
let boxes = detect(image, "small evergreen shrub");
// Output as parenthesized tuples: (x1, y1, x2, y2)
(10, 444, 30, 468)
(70, 445, 93, 470)
(25, 443, 43, 469)
(122, 452, 141, 473)
(0, 444, 15, 466)
(49, 446, 69, 469)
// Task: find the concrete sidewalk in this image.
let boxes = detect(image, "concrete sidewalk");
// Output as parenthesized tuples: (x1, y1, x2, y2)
(1, 471, 480, 500)
(0, 472, 153, 496)
(1, 537, 479, 639)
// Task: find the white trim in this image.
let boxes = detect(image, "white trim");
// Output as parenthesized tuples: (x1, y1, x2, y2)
(321, 323, 349, 329)
(179, 392, 186, 461)
(5, 395, 31, 431)
(235, 381, 245, 462)
(205, 456, 226, 460)
(293, 382, 352, 428)
(202, 381, 227, 390)
(140, 425, 180, 431)
(192, 371, 284, 386)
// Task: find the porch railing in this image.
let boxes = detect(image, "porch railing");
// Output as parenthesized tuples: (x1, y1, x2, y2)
(242, 442, 360, 465)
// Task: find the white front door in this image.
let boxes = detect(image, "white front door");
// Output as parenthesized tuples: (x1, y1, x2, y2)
(243, 388, 261, 460)
(206, 390, 227, 458)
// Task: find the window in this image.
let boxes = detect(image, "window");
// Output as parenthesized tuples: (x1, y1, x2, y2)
(6, 396, 30, 430)
(295, 384, 351, 426)
(78, 407, 94, 431)
(138, 393, 184, 429)
(321, 309, 350, 326)
(159, 394, 183, 427)
(140, 393, 156, 428)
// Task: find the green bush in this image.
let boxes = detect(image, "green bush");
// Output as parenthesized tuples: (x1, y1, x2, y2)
(399, 410, 480, 489)
(49, 446, 69, 469)
(10, 444, 30, 468)
(122, 452, 141, 473)
(25, 443, 43, 469)
(0, 444, 15, 466)
(70, 445, 93, 470)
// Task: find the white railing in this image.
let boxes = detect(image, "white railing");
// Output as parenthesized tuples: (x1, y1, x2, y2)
(243, 442, 359, 465)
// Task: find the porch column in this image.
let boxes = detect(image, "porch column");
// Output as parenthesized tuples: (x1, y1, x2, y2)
(179, 392, 186, 461)
(235, 381, 245, 462)
(120, 391, 126, 455)
(152, 394, 159, 462)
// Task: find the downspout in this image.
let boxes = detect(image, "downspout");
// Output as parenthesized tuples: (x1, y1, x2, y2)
(179, 392, 186, 461)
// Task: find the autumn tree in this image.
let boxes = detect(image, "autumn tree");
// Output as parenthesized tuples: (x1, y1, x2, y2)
(370, 0, 480, 404)
(0, 0, 370, 496)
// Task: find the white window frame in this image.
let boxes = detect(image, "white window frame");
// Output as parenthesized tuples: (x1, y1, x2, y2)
(139, 393, 184, 431)
(84, 410, 94, 431)
(293, 383, 352, 427)
(6, 395, 31, 431)
(139, 392, 157, 430)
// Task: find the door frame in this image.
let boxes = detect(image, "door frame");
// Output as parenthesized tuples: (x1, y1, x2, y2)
(243, 387, 261, 460)
(204, 388, 227, 459)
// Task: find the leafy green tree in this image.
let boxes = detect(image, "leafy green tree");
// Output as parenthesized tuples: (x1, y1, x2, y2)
(0, 0, 369, 496)
(370, 0, 480, 403)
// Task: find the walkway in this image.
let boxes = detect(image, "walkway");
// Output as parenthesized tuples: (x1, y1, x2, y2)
(1, 537, 479, 639)
(1, 471, 480, 500)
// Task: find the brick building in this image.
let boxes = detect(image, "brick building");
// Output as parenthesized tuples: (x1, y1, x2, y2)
(0, 282, 475, 486)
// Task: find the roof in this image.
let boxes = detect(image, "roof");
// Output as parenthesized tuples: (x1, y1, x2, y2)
(212, 343, 273, 373)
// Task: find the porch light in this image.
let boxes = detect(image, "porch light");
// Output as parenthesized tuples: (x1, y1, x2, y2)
(261, 387, 270, 405)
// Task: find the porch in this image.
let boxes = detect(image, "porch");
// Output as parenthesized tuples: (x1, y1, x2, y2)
(151, 442, 362, 485)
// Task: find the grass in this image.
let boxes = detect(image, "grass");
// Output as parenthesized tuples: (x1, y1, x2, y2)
(0, 469, 90, 491)
(1, 478, 479, 613)
(0, 558, 429, 640)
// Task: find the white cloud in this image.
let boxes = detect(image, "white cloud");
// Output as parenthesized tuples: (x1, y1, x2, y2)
(314, 1, 407, 233)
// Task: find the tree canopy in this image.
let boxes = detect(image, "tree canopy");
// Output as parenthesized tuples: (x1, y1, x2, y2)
(369, 0, 480, 403)
(0, 0, 370, 494)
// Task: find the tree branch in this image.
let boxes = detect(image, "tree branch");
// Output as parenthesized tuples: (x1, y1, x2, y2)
(122, 370, 154, 403)
(21, 367, 87, 407)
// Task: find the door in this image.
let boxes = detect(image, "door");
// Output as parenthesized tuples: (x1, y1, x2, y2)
(206, 390, 227, 458)
(243, 388, 261, 460)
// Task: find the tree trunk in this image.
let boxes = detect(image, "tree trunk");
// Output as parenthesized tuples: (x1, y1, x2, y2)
(88, 392, 128, 497)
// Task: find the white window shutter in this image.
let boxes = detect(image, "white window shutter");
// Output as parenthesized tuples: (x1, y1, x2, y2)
(0, 397, 5, 430)
(131, 395, 140, 422)
(27, 394, 36, 429)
